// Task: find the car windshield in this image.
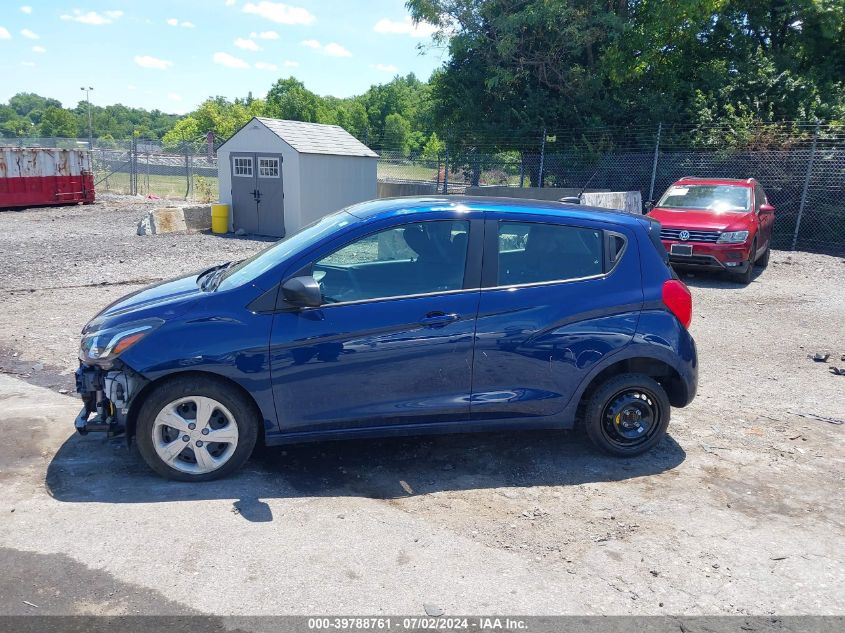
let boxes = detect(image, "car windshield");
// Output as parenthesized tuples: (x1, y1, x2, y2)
(657, 184, 750, 212)
(216, 211, 354, 291)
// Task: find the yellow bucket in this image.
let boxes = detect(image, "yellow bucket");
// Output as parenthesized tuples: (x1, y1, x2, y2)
(211, 203, 230, 234)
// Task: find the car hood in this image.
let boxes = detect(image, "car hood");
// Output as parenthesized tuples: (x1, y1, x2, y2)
(82, 272, 205, 334)
(648, 207, 751, 231)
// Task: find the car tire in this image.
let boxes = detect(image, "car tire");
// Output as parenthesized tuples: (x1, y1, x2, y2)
(135, 375, 259, 482)
(757, 244, 770, 268)
(584, 373, 671, 457)
(730, 240, 756, 285)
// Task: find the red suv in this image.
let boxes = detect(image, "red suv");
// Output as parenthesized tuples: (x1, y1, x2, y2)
(648, 177, 775, 284)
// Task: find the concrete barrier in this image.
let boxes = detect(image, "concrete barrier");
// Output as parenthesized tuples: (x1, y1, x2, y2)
(136, 205, 212, 235)
(580, 191, 643, 214)
(377, 181, 440, 198)
(464, 186, 595, 201)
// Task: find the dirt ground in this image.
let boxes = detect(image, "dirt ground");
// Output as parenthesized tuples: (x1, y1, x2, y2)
(0, 196, 843, 617)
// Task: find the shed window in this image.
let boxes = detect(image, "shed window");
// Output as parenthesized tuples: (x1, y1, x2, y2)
(258, 157, 280, 178)
(233, 157, 253, 177)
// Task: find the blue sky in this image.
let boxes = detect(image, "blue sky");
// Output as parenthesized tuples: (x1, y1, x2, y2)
(0, 1, 447, 114)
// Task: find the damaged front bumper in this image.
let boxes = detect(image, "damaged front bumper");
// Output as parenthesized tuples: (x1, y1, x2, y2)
(74, 363, 146, 437)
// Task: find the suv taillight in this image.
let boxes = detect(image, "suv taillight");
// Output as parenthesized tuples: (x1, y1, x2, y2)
(662, 279, 692, 329)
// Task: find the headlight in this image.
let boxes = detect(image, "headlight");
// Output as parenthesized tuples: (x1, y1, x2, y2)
(79, 318, 163, 367)
(717, 230, 749, 244)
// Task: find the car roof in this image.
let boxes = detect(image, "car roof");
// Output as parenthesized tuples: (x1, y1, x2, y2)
(673, 177, 756, 187)
(344, 195, 646, 228)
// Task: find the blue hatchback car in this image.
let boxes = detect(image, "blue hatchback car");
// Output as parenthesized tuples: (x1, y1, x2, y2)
(75, 196, 697, 481)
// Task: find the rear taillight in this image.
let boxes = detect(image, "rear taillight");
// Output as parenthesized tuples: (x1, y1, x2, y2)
(662, 279, 692, 329)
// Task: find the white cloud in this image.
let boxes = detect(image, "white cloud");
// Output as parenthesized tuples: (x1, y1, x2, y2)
(167, 18, 194, 28)
(243, 2, 314, 25)
(250, 30, 279, 39)
(0, 27, 10, 40)
(134, 55, 173, 70)
(21, 61, 36, 67)
(168, 93, 182, 101)
(234, 37, 260, 51)
(371, 63, 398, 73)
(225, 0, 237, 5)
(127, 84, 137, 90)
(255, 61, 277, 70)
(32, 45, 45, 53)
(283, 60, 299, 67)
(21, 28, 38, 39)
(373, 16, 436, 38)
(20, 6, 32, 14)
(323, 42, 351, 57)
(60, 10, 123, 25)
(300, 39, 351, 57)
(212, 51, 250, 68)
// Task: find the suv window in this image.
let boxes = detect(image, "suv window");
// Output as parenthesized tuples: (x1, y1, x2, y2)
(314, 220, 469, 304)
(497, 221, 603, 285)
(754, 184, 766, 212)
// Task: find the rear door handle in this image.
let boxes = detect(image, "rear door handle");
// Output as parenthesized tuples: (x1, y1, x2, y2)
(420, 311, 460, 327)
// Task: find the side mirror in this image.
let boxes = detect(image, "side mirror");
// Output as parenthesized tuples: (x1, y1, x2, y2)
(644, 200, 655, 213)
(281, 275, 322, 308)
(760, 203, 775, 214)
(559, 196, 581, 204)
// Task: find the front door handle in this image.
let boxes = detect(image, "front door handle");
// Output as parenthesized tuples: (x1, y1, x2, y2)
(420, 311, 460, 327)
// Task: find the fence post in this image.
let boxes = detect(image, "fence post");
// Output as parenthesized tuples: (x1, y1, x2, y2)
(130, 137, 137, 196)
(442, 146, 449, 194)
(648, 122, 662, 203)
(184, 142, 192, 200)
(519, 152, 525, 188)
(538, 127, 547, 188)
(792, 120, 820, 251)
(435, 152, 441, 191)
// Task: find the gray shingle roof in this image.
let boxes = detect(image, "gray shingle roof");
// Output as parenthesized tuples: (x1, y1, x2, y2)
(255, 117, 378, 158)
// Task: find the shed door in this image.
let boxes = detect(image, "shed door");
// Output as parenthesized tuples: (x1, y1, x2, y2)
(256, 154, 285, 237)
(230, 153, 258, 234)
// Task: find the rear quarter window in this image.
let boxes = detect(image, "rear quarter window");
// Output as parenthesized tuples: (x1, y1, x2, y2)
(497, 221, 604, 285)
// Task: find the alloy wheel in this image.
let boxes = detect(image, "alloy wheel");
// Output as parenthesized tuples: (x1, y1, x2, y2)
(152, 396, 239, 475)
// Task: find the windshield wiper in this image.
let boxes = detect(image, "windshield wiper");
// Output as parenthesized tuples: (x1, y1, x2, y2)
(199, 262, 232, 291)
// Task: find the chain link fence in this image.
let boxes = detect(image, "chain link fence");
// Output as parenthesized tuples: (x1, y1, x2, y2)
(4, 136, 220, 203)
(6, 122, 845, 253)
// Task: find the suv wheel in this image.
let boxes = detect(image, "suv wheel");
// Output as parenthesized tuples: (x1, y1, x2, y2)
(757, 244, 770, 268)
(136, 375, 259, 481)
(584, 373, 671, 456)
(730, 239, 756, 285)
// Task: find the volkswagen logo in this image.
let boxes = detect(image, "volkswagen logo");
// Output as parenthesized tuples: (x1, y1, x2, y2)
(679, 230, 690, 241)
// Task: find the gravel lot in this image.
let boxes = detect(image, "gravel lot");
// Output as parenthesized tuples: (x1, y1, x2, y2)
(0, 196, 843, 616)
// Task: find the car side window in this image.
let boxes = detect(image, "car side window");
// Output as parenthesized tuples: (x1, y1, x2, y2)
(313, 220, 469, 304)
(497, 221, 603, 286)
(755, 184, 766, 212)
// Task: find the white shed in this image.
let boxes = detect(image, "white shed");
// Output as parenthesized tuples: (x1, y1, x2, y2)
(216, 116, 378, 237)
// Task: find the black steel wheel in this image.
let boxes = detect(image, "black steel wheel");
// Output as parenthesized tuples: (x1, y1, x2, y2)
(584, 373, 671, 456)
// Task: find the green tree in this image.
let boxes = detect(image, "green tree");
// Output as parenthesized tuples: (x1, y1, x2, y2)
(39, 106, 79, 137)
(383, 113, 412, 154)
(408, 0, 845, 143)
(266, 78, 325, 122)
(421, 131, 445, 159)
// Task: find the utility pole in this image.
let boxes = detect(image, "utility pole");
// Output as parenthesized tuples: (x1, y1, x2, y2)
(80, 86, 94, 149)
